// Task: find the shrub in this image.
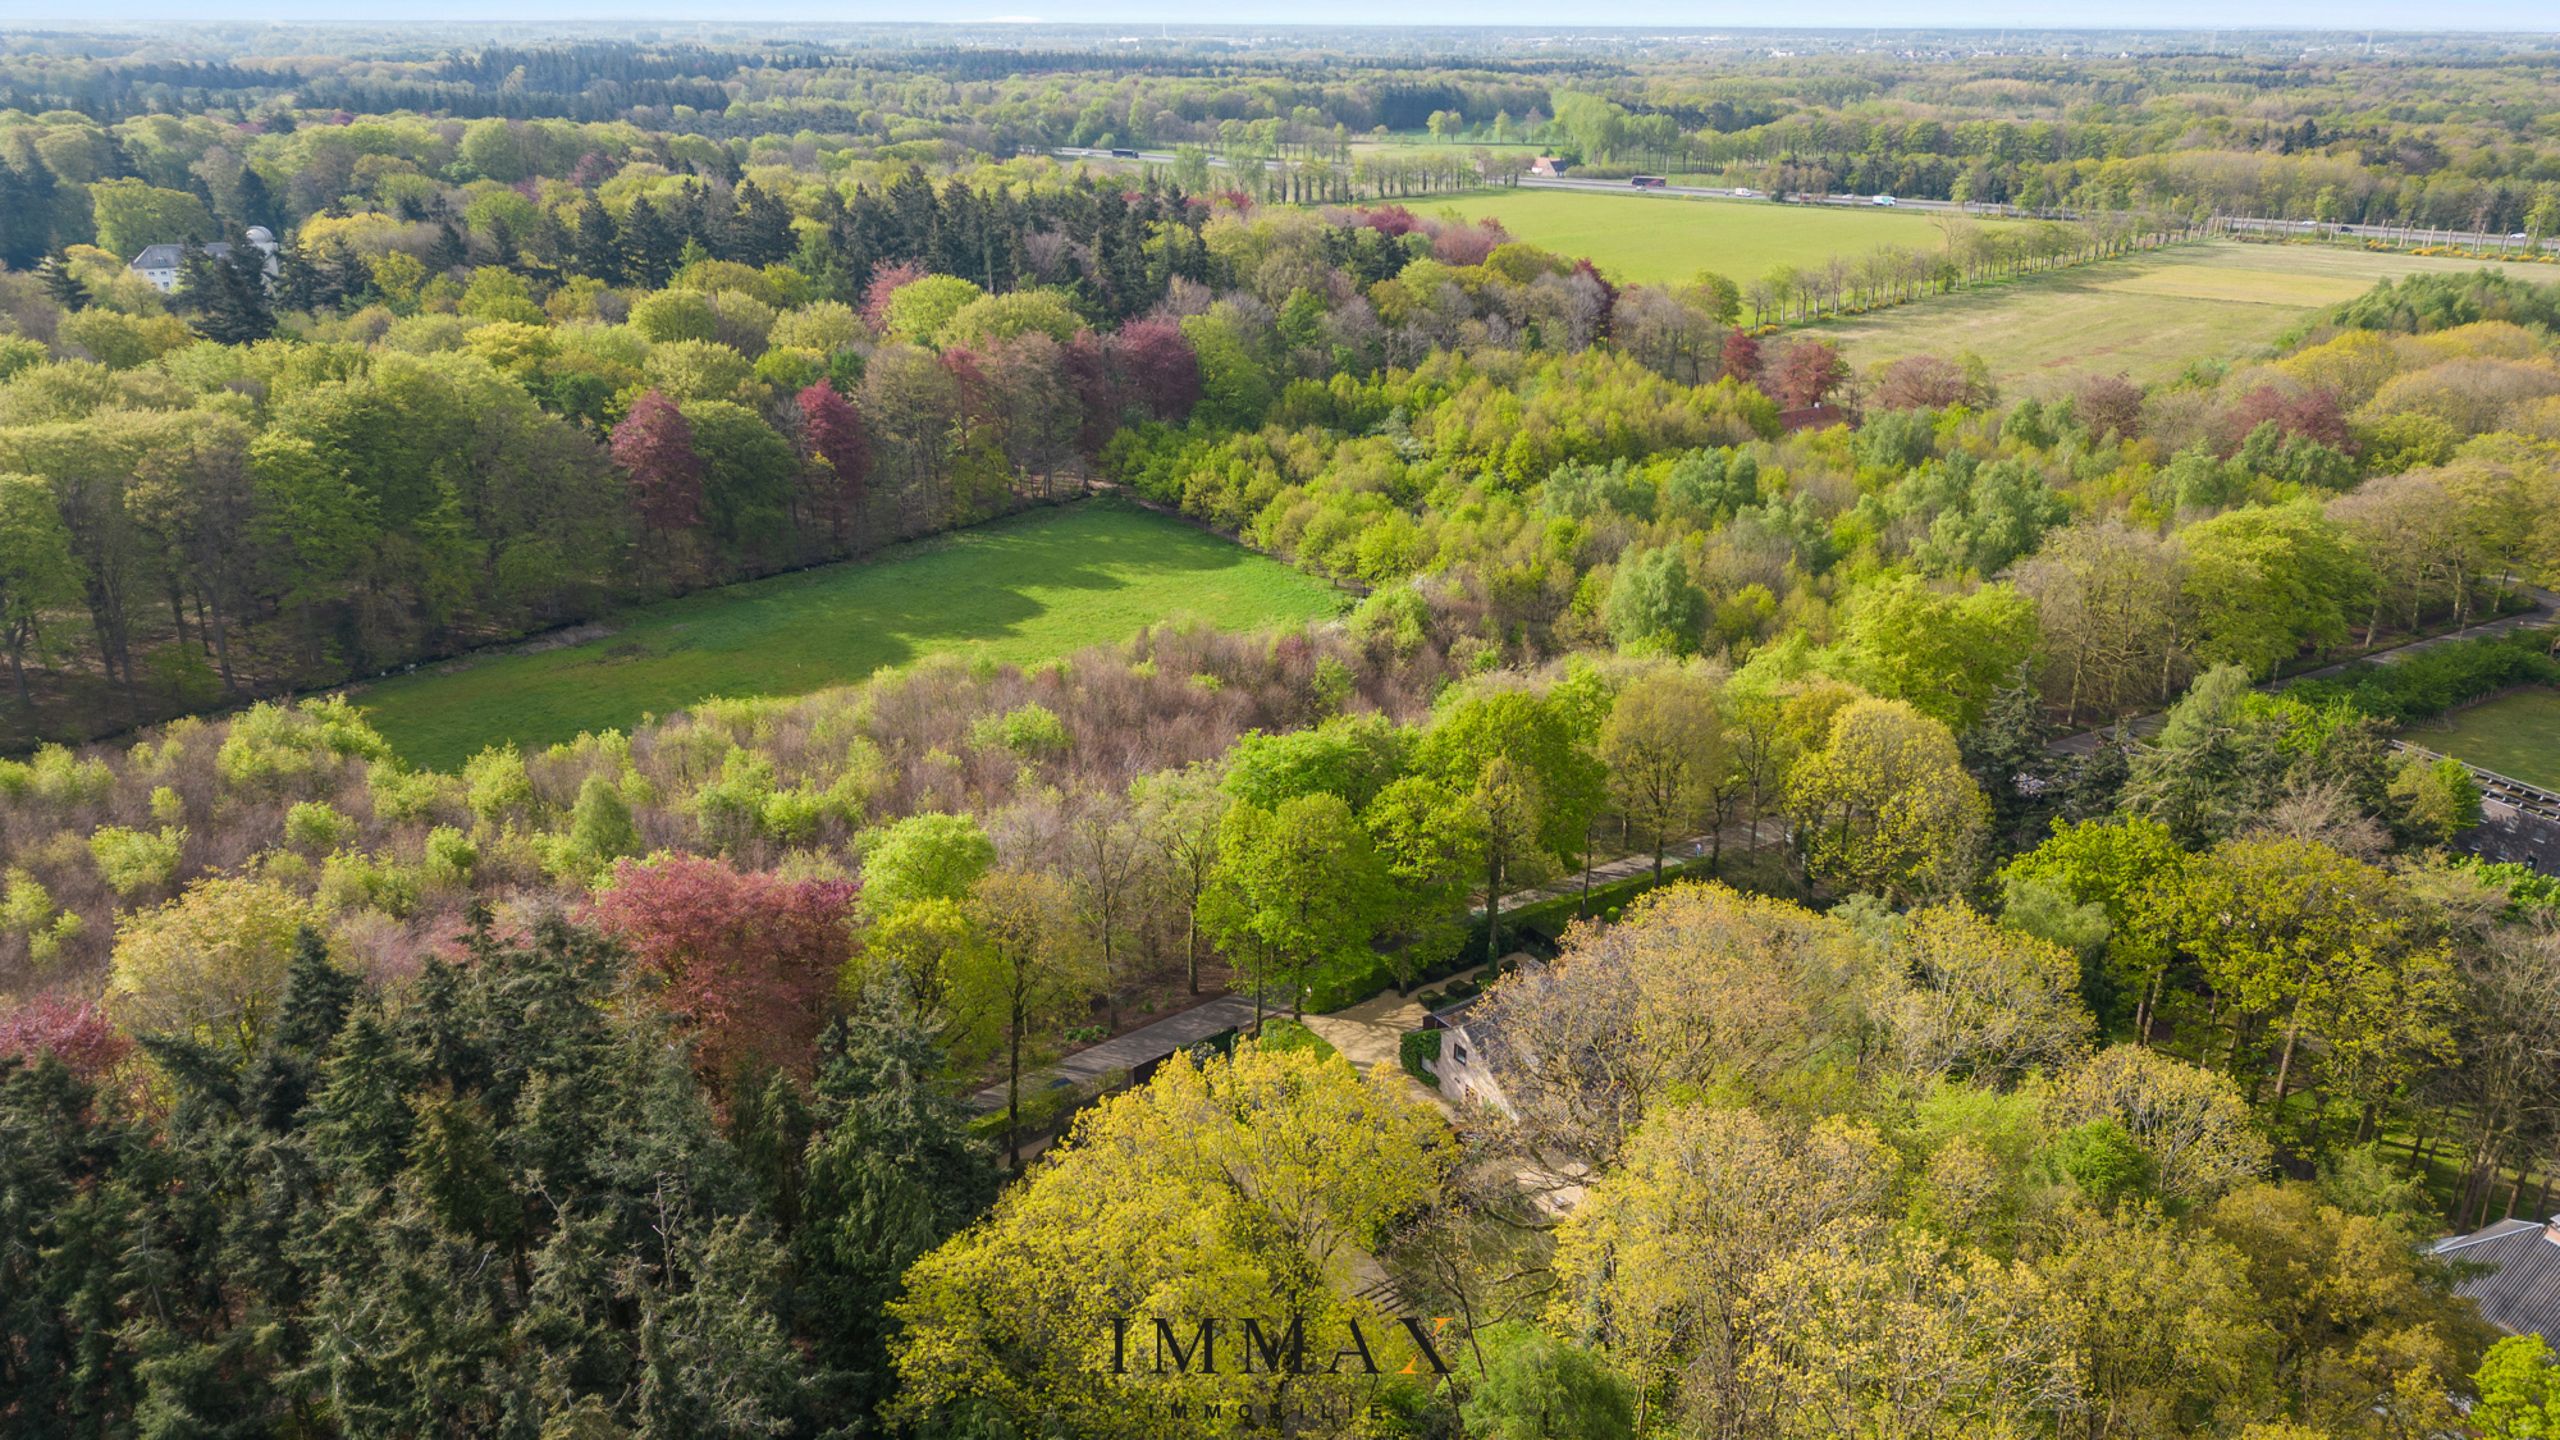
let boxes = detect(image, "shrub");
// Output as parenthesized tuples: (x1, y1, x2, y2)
(424, 826, 478, 886)
(285, 801, 357, 853)
(88, 825, 186, 896)
(970, 703, 1070, 759)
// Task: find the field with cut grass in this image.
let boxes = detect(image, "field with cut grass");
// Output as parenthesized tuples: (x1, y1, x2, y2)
(1437, 186, 2022, 285)
(2405, 688, 2560, 791)
(1809, 240, 2500, 391)
(356, 502, 1346, 771)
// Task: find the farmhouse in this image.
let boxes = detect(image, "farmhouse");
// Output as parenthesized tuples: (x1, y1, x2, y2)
(129, 226, 280, 294)
(1528, 156, 1569, 178)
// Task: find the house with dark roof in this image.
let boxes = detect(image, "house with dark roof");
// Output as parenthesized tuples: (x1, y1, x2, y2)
(130, 227, 279, 294)
(2434, 1217, 2560, 1342)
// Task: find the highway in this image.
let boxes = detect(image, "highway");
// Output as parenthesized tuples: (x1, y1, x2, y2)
(1048, 146, 2544, 253)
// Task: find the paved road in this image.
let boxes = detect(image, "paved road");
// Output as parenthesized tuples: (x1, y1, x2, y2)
(2048, 586, 2559, 759)
(1050, 147, 2549, 252)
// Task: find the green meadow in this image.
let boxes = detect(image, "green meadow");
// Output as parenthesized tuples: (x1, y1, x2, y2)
(356, 502, 1346, 771)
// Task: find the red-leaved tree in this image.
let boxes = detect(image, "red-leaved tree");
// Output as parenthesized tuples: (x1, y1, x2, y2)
(1112, 318, 1202, 423)
(0, 996, 132, 1082)
(1720, 328, 1763, 385)
(797, 381, 872, 547)
(590, 855, 857, 1086)
(609, 389, 705, 534)
(1767, 338, 1850, 410)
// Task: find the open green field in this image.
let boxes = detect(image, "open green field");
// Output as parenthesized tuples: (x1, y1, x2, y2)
(1809, 240, 2499, 391)
(1437, 187, 2022, 286)
(2405, 689, 2560, 791)
(357, 502, 1345, 772)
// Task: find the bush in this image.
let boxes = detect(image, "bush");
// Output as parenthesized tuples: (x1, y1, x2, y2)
(1399, 1028, 1442, 1087)
(285, 801, 356, 852)
(88, 825, 185, 896)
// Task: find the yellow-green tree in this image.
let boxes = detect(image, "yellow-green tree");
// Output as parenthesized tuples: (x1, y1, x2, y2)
(891, 1044, 1450, 1436)
(1599, 665, 1726, 878)
(105, 873, 316, 1053)
(1785, 697, 1991, 904)
(1551, 1105, 1897, 1434)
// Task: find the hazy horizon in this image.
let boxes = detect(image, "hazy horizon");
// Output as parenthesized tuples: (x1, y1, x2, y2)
(6, 7, 2557, 33)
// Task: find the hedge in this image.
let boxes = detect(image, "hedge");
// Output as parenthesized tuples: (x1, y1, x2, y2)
(2282, 630, 2560, 726)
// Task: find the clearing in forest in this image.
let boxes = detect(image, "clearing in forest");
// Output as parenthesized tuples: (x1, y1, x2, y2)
(357, 501, 1345, 771)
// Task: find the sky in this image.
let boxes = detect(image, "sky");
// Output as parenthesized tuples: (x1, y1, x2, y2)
(7, 0, 2555, 30)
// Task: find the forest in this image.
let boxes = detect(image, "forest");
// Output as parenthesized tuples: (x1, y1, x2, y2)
(5, 24, 2560, 1440)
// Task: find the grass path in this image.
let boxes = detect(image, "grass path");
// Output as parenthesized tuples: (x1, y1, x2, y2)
(358, 501, 1345, 771)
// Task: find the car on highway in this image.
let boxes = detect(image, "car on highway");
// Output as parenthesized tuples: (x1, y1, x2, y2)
(1109, 147, 1139, 159)
(1872, 194, 1897, 206)
(1630, 175, 1668, 189)
(1731, 187, 1757, 198)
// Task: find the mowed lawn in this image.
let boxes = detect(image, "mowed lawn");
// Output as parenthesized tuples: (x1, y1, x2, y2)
(1438, 187, 2021, 285)
(1809, 241, 2501, 391)
(358, 502, 1345, 771)
(2404, 689, 2560, 791)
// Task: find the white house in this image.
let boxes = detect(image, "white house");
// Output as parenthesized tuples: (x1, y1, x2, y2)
(130, 226, 279, 294)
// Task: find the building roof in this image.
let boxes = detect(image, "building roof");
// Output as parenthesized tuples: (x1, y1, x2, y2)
(2435, 1218, 2560, 1340)
(131, 242, 231, 270)
(131, 231, 276, 271)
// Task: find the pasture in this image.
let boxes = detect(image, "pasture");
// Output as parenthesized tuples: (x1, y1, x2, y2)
(1437, 187, 2021, 285)
(2406, 689, 2560, 792)
(1809, 240, 2501, 391)
(356, 502, 1346, 771)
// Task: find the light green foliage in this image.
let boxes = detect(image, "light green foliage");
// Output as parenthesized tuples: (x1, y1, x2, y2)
(87, 824, 185, 896)
(860, 812, 997, 918)
(1459, 1323, 1638, 1440)
(1828, 577, 2039, 732)
(1785, 697, 1991, 904)
(1222, 713, 1410, 810)
(568, 772, 640, 863)
(284, 800, 356, 852)
(881, 274, 985, 346)
(105, 874, 316, 1052)
(2387, 753, 2483, 845)
(464, 744, 535, 823)
(2472, 1335, 2560, 1440)
(1605, 545, 1706, 655)
(423, 825, 478, 886)
(2176, 504, 2364, 677)
(969, 702, 1069, 759)
(939, 288, 1083, 348)
(215, 699, 391, 794)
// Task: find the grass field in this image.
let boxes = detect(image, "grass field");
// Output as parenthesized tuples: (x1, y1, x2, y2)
(2405, 688, 2560, 791)
(1436, 187, 2022, 286)
(1808, 240, 2499, 391)
(357, 502, 1346, 771)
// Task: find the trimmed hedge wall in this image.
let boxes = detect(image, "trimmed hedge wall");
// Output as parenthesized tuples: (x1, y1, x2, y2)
(2283, 630, 2560, 725)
